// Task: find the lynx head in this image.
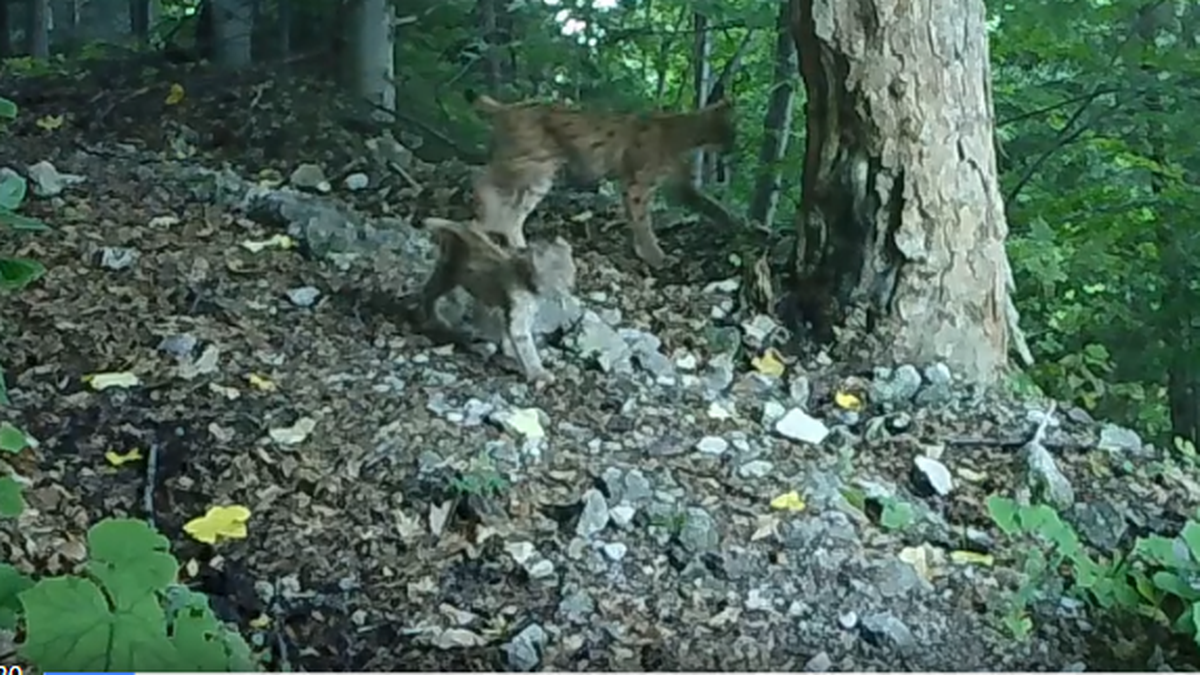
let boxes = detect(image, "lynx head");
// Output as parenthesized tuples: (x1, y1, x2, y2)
(697, 98, 736, 154)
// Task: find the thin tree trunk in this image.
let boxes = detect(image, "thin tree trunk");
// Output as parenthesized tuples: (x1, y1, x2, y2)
(27, 0, 49, 58)
(129, 0, 149, 42)
(690, 12, 711, 188)
(749, 6, 796, 226)
(0, 1, 12, 57)
(479, 0, 501, 95)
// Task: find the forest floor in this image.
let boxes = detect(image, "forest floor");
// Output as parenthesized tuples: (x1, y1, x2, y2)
(2, 53, 1199, 671)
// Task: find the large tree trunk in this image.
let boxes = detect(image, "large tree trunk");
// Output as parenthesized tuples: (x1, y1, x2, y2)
(787, 0, 1012, 384)
(749, 2, 797, 227)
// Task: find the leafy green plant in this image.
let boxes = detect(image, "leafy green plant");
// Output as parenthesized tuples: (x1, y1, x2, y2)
(450, 457, 509, 498)
(986, 495, 1141, 640)
(1129, 513, 1200, 645)
(0, 422, 31, 518)
(0, 95, 49, 408)
(0, 95, 16, 133)
(878, 496, 916, 531)
(0, 518, 259, 671)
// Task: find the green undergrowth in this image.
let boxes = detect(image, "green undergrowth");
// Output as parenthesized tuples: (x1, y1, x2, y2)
(0, 518, 261, 671)
(987, 493, 1200, 659)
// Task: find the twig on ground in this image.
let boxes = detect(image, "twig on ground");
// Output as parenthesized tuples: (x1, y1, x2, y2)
(143, 442, 159, 529)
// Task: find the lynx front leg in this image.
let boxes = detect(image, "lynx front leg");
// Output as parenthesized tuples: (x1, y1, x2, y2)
(621, 177, 667, 268)
(474, 168, 528, 248)
(503, 289, 554, 385)
(474, 164, 556, 249)
(415, 256, 459, 326)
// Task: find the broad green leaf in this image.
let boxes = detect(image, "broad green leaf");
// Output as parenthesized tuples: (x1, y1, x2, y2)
(0, 477, 25, 518)
(0, 422, 27, 453)
(86, 519, 180, 605)
(0, 173, 26, 211)
(0, 210, 49, 231)
(0, 257, 45, 291)
(0, 96, 15, 120)
(18, 576, 178, 671)
(0, 563, 33, 630)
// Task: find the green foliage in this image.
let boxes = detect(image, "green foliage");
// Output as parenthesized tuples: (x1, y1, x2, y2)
(451, 457, 509, 498)
(878, 496, 916, 531)
(986, 495, 1139, 640)
(0, 518, 259, 671)
(987, 495, 1200, 647)
(992, 0, 1200, 443)
(0, 422, 31, 518)
(1130, 514, 1200, 645)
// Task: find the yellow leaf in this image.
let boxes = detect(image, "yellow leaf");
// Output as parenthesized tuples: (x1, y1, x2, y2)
(769, 491, 806, 512)
(36, 114, 63, 130)
(834, 390, 863, 411)
(83, 371, 141, 390)
(249, 614, 272, 629)
(165, 83, 186, 105)
(751, 348, 785, 378)
(240, 234, 296, 253)
(105, 447, 144, 467)
(950, 550, 994, 566)
(183, 505, 252, 545)
(247, 373, 277, 392)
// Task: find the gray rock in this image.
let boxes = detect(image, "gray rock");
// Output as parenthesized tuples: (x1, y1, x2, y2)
(502, 623, 546, 671)
(738, 460, 774, 479)
(913, 456, 954, 496)
(27, 160, 85, 197)
(343, 172, 370, 191)
(774, 408, 830, 445)
(1098, 423, 1145, 456)
(871, 364, 922, 406)
(97, 246, 138, 270)
(576, 489, 610, 538)
(678, 507, 719, 554)
(289, 163, 330, 192)
(860, 612, 917, 653)
(1024, 441, 1075, 509)
(695, 435, 730, 456)
(286, 285, 321, 307)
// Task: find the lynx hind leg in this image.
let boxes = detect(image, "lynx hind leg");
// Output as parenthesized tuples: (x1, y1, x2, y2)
(621, 178, 667, 269)
(504, 288, 553, 384)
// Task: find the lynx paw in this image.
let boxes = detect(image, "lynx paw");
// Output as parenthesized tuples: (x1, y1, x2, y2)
(634, 241, 667, 269)
(526, 368, 556, 388)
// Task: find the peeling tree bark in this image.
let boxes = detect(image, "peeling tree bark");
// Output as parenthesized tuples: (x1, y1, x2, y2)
(787, 0, 1013, 384)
